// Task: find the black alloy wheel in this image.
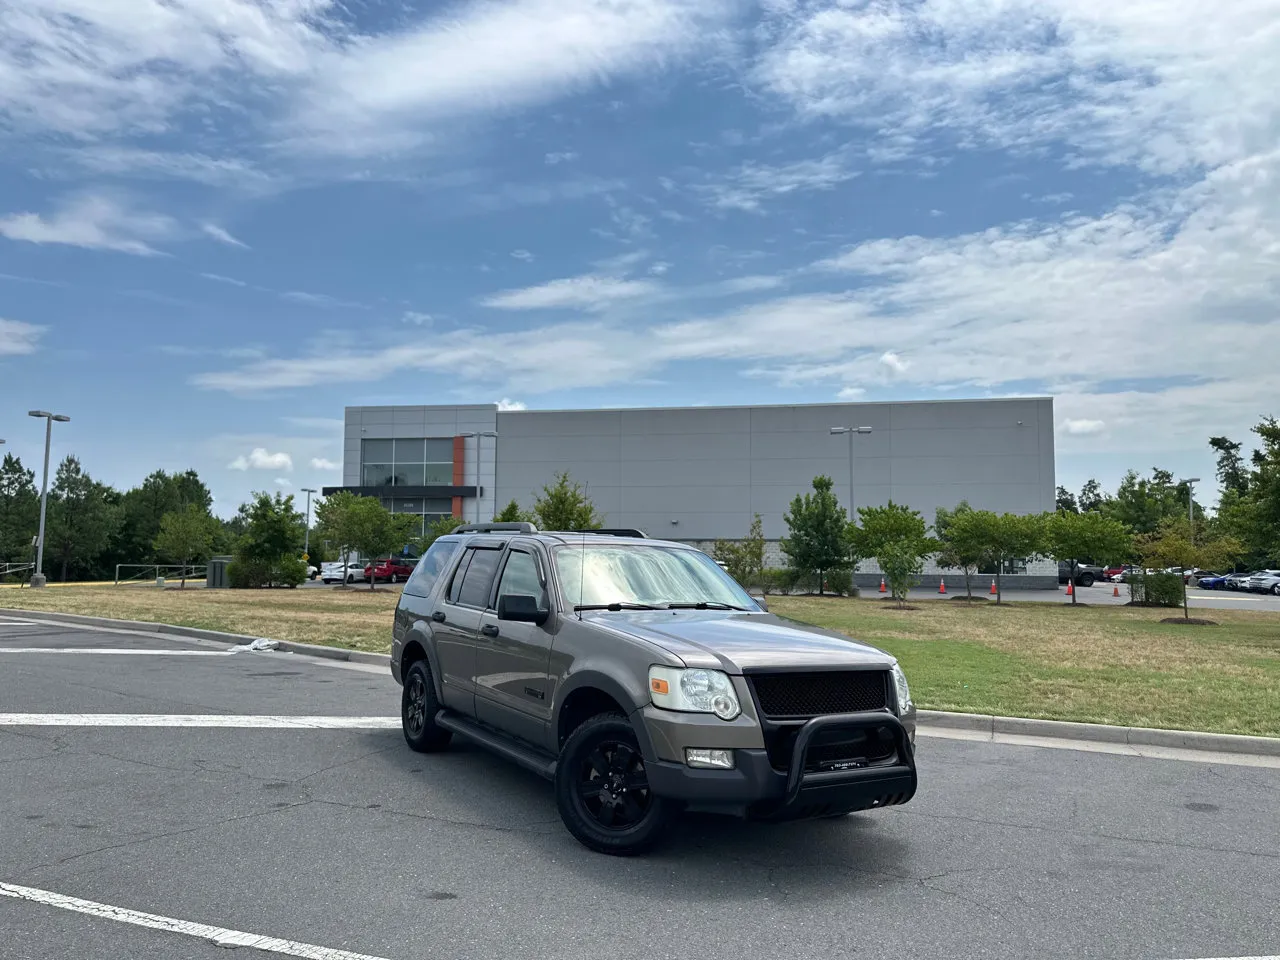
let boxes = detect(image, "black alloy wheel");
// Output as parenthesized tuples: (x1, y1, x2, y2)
(555, 713, 674, 855)
(400, 660, 451, 752)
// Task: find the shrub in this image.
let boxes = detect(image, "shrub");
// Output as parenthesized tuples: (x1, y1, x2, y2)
(273, 556, 309, 588)
(227, 558, 271, 588)
(756, 568, 788, 594)
(1129, 571, 1184, 607)
(824, 568, 853, 596)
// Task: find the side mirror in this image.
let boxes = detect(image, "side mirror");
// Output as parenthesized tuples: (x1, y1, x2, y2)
(750, 593, 769, 612)
(497, 594, 549, 626)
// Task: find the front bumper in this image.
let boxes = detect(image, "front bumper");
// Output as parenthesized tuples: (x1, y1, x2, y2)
(645, 711, 917, 820)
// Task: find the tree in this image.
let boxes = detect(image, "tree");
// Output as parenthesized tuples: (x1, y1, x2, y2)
(422, 515, 461, 548)
(1137, 518, 1244, 620)
(230, 491, 306, 587)
(851, 502, 933, 607)
(114, 469, 214, 565)
(781, 476, 849, 594)
(948, 510, 1044, 604)
(1044, 511, 1133, 605)
(494, 499, 534, 524)
(1078, 478, 1107, 513)
(1055, 487, 1079, 513)
(1209, 436, 1248, 496)
(1103, 468, 1202, 535)
(714, 514, 765, 588)
(935, 501, 982, 600)
(533, 472, 601, 531)
(347, 497, 422, 590)
(46, 456, 119, 582)
(0, 453, 38, 567)
(154, 503, 217, 588)
(315, 490, 360, 572)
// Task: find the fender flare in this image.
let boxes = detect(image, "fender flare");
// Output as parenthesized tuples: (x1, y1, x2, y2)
(554, 669, 657, 762)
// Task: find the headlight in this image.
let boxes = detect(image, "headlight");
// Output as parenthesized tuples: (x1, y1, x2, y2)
(891, 663, 912, 715)
(648, 666, 741, 721)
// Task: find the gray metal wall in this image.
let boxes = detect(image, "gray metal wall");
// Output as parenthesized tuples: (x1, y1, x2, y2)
(494, 398, 1054, 540)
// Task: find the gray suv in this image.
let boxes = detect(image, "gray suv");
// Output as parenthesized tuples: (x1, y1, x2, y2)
(391, 523, 917, 855)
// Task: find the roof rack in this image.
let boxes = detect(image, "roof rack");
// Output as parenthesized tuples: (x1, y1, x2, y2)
(450, 522, 539, 534)
(548, 528, 648, 539)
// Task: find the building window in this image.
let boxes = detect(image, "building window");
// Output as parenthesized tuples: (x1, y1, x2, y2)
(361, 438, 454, 488)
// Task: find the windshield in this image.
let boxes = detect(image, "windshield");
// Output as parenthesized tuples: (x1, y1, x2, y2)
(553, 543, 758, 610)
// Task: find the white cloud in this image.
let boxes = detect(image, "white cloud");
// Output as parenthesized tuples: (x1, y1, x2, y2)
(649, 261, 671, 275)
(481, 274, 659, 311)
(879, 351, 909, 374)
(202, 224, 249, 249)
(275, 477, 292, 487)
(281, 290, 365, 309)
(402, 311, 433, 326)
(496, 398, 527, 411)
(72, 148, 270, 188)
(0, 318, 45, 356)
(837, 386, 866, 400)
(510, 249, 534, 261)
(699, 153, 859, 212)
(545, 151, 579, 165)
(0, 194, 174, 256)
(228, 448, 294, 471)
(310, 457, 340, 470)
(201, 273, 248, 287)
(1062, 419, 1106, 436)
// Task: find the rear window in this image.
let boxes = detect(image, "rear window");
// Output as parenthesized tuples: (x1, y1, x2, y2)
(402, 540, 459, 598)
(456, 547, 503, 608)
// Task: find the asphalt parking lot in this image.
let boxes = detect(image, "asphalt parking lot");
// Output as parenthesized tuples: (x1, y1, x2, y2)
(887, 584, 1280, 611)
(2, 615, 1278, 960)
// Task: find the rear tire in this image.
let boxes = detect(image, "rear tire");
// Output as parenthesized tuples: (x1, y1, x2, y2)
(1079, 573, 1095, 588)
(401, 660, 451, 753)
(555, 713, 674, 856)
(1273, 584, 1280, 596)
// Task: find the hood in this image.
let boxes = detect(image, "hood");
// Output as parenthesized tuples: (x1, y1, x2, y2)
(589, 610, 895, 673)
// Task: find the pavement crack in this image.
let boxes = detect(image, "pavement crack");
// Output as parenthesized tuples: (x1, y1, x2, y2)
(292, 745, 396, 784)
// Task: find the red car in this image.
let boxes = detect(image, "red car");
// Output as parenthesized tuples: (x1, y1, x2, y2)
(363, 557, 417, 583)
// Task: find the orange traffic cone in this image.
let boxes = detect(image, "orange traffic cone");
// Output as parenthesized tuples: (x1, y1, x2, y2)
(989, 579, 997, 595)
(879, 577, 886, 594)
(1066, 580, 1074, 597)
(1113, 584, 1120, 597)
(938, 578, 947, 595)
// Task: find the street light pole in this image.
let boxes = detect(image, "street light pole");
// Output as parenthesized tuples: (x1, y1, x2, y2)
(301, 488, 317, 559)
(27, 410, 71, 588)
(830, 426, 873, 520)
(1182, 478, 1200, 543)
(460, 431, 499, 524)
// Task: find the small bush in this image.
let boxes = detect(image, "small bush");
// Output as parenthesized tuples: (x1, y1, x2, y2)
(1129, 571, 1184, 607)
(824, 568, 853, 596)
(227, 558, 271, 589)
(273, 556, 308, 588)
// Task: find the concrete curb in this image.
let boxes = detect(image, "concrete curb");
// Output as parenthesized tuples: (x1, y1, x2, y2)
(0, 608, 391, 667)
(917, 709, 1280, 758)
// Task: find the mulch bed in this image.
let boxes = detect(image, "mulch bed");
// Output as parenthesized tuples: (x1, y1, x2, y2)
(948, 595, 990, 602)
(1160, 617, 1219, 626)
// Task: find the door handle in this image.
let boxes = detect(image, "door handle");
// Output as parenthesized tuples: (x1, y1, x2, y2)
(481, 624, 500, 637)
(430, 611, 446, 623)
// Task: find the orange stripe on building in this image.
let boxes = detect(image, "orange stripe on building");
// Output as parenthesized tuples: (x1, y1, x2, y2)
(452, 435, 466, 518)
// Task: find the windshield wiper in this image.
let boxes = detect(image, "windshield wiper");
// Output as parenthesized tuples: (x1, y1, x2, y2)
(665, 601, 749, 611)
(573, 602, 660, 612)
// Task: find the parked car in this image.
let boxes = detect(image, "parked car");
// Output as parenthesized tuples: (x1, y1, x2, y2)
(307, 564, 319, 580)
(1197, 573, 1231, 590)
(1244, 570, 1280, 595)
(322, 562, 366, 585)
(392, 522, 917, 856)
(1103, 565, 1125, 580)
(1111, 565, 1142, 582)
(1225, 571, 1259, 591)
(1058, 560, 1104, 587)
(365, 556, 418, 583)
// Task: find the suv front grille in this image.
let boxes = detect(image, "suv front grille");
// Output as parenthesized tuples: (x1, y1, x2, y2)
(750, 670, 889, 720)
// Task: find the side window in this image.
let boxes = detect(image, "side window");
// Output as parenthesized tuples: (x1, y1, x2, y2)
(496, 550, 547, 609)
(457, 547, 502, 608)
(403, 540, 459, 598)
(447, 549, 475, 604)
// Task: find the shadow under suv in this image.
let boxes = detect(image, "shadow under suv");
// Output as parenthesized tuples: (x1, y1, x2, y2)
(391, 522, 917, 855)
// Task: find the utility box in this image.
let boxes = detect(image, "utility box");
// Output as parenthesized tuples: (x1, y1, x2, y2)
(207, 556, 233, 589)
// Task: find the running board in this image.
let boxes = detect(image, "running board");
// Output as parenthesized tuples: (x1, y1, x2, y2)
(434, 710, 557, 781)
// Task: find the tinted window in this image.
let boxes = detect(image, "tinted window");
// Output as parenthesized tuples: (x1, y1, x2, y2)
(496, 550, 546, 609)
(447, 549, 475, 604)
(457, 547, 502, 608)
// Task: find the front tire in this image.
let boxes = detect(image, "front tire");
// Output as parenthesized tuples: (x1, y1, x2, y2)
(1273, 584, 1280, 596)
(555, 713, 674, 856)
(401, 661, 451, 752)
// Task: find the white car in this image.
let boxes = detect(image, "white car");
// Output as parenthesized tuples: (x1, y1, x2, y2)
(322, 562, 365, 585)
(1245, 570, 1280, 595)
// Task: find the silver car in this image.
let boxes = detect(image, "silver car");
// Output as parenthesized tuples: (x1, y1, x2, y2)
(1244, 570, 1280, 595)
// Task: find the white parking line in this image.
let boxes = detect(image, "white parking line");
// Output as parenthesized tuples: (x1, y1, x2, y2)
(0, 714, 400, 728)
(0, 882, 391, 960)
(0, 648, 235, 655)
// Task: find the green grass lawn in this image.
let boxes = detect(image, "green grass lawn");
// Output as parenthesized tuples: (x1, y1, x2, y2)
(768, 596, 1280, 737)
(3, 585, 1278, 736)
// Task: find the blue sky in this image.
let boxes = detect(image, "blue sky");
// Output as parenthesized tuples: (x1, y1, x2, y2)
(1, 0, 1276, 516)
